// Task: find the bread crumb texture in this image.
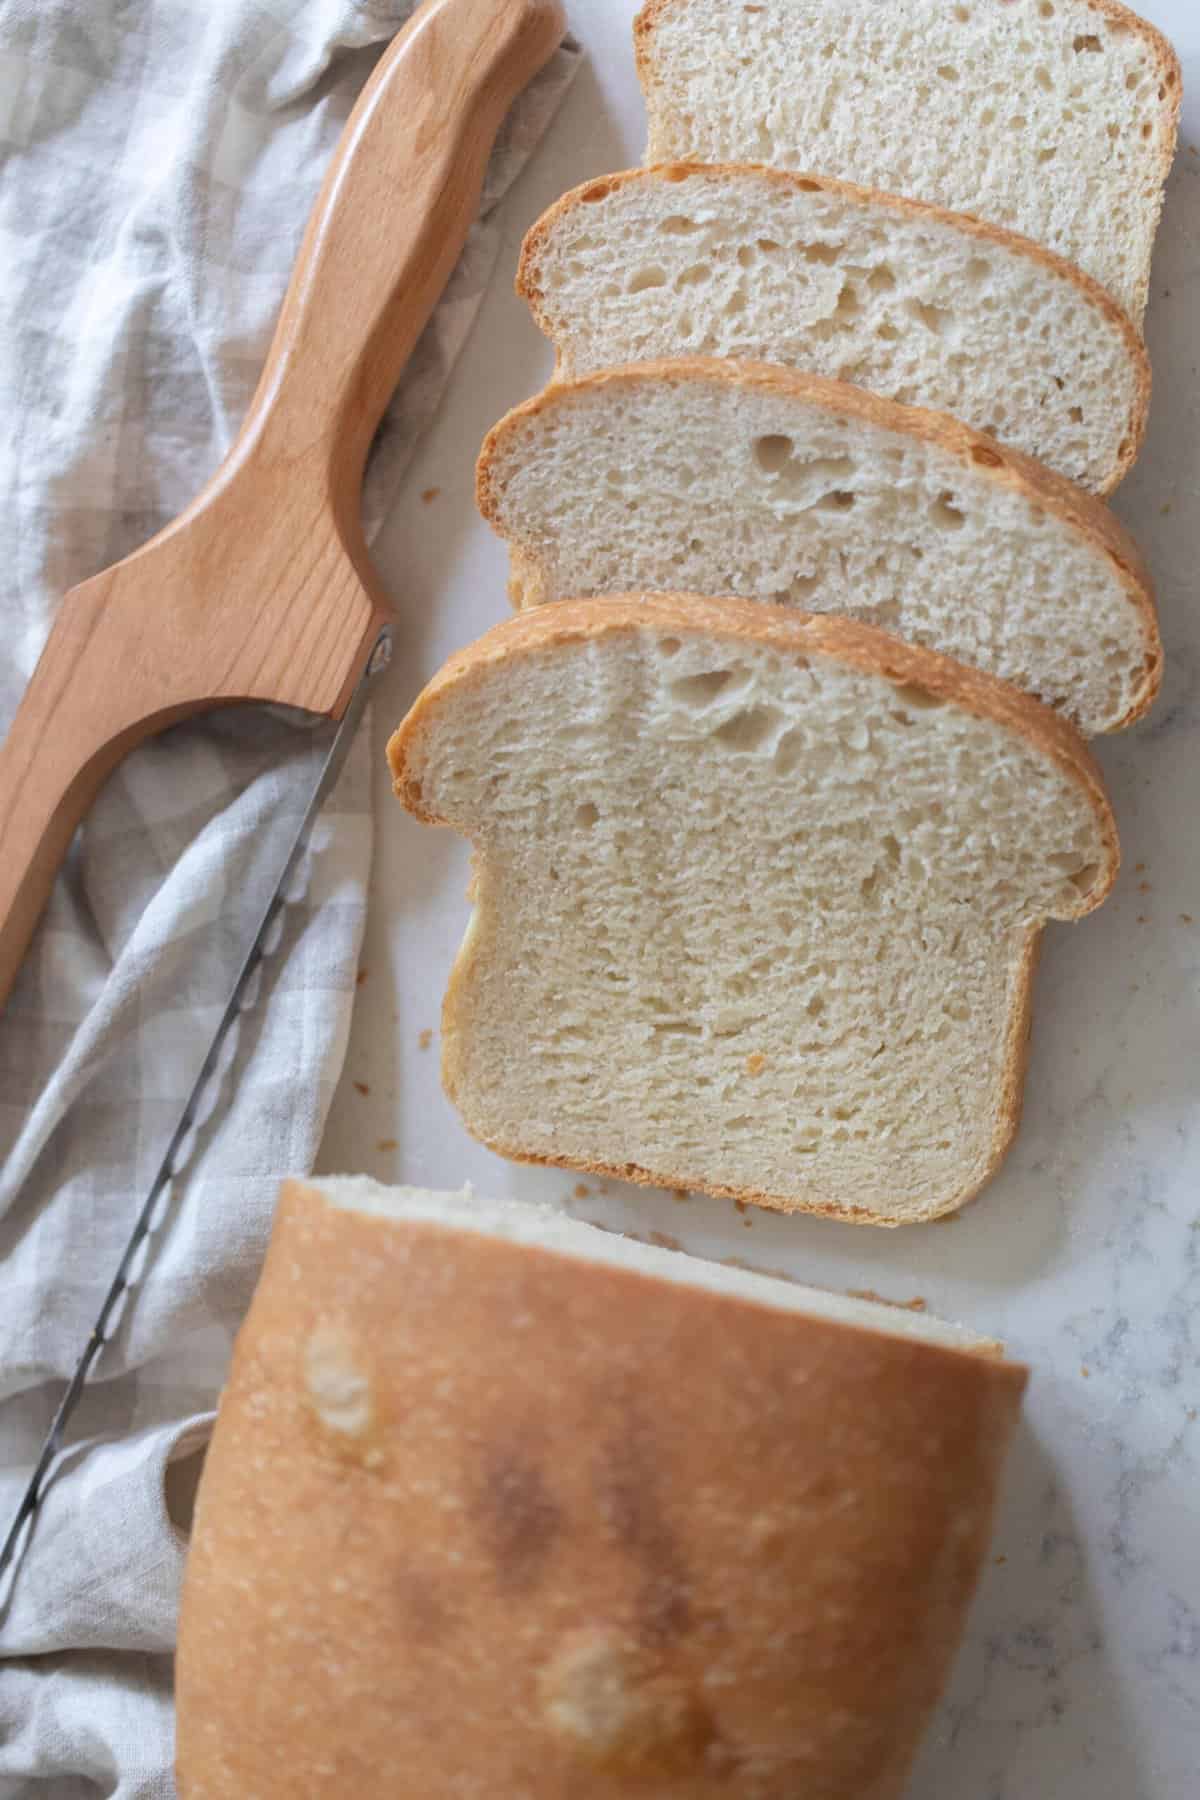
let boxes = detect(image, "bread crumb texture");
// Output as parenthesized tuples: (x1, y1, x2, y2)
(635, 0, 1181, 325)
(392, 599, 1116, 1222)
(480, 363, 1159, 736)
(521, 164, 1147, 491)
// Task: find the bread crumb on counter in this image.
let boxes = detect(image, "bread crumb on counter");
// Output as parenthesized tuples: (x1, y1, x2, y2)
(418, 1028, 433, 1050)
(849, 1289, 928, 1314)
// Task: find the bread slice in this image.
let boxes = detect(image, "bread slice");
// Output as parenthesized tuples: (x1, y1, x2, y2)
(518, 163, 1150, 494)
(634, 0, 1181, 328)
(477, 360, 1159, 737)
(388, 596, 1119, 1225)
(177, 1175, 1027, 1798)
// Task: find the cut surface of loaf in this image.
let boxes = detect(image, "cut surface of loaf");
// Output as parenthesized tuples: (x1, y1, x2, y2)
(634, 0, 1181, 328)
(478, 361, 1159, 736)
(177, 1175, 1027, 1798)
(519, 164, 1149, 493)
(388, 597, 1119, 1225)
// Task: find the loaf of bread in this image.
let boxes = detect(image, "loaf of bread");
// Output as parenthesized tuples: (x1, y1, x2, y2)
(478, 360, 1159, 736)
(634, 0, 1181, 327)
(518, 163, 1150, 493)
(388, 595, 1118, 1224)
(176, 1176, 1028, 1797)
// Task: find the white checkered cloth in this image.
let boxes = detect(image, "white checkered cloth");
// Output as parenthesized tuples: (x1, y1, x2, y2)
(0, 4, 578, 1793)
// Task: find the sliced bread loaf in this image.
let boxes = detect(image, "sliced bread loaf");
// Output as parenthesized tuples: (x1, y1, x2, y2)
(388, 596, 1118, 1226)
(518, 163, 1149, 493)
(634, 0, 1181, 327)
(477, 360, 1159, 736)
(178, 1176, 1025, 1795)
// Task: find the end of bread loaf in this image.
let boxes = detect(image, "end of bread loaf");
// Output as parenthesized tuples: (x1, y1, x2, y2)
(388, 597, 1117, 1224)
(177, 1174, 1027, 1796)
(314, 1176, 1003, 1350)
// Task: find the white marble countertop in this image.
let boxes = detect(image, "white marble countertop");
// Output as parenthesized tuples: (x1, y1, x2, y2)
(317, 4, 1200, 1792)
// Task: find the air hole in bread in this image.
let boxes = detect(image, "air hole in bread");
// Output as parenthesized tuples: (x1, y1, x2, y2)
(882, 833, 902, 864)
(757, 237, 782, 254)
(891, 683, 945, 712)
(876, 321, 901, 342)
(1074, 34, 1102, 53)
(867, 263, 896, 293)
(657, 637, 682, 658)
(676, 262, 712, 288)
(1039, 1, 1054, 15)
(753, 433, 794, 473)
(818, 489, 857, 512)
(802, 241, 843, 266)
(1068, 406, 1084, 424)
(937, 65, 958, 82)
(794, 177, 822, 193)
(580, 181, 615, 204)
(773, 726, 804, 775)
(807, 993, 826, 1016)
(931, 493, 967, 531)
(1037, 146, 1057, 163)
(964, 257, 992, 288)
(627, 265, 667, 293)
(835, 281, 860, 318)
(670, 668, 739, 707)
(1141, 121, 1153, 139)
(954, 3, 971, 19)
(574, 802, 600, 829)
(661, 214, 701, 235)
(970, 444, 1005, 469)
(1036, 67, 1054, 91)
(713, 705, 784, 752)
(737, 243, 756, 268)
(907, 298, 949, 336)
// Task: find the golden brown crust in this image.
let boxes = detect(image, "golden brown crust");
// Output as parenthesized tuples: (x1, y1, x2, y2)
(474, 359, 1161, 732)
(632, 0, 1182, 324)
(177, 1179, 1028, 1796)
(516, 161, 1152, 491)
(389, 592, 1119, 910)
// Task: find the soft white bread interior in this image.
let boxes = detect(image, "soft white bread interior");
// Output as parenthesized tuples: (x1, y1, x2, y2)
(518, 163, 1149, 494)
(634, 0, 1181, 328)
(388, 596, 1118, 1225)
(478, 361, 1159, 737)
(176, 1175, 1028, 1798)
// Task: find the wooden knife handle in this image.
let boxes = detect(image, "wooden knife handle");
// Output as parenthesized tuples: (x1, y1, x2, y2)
(0, 0, 565, 1011)
(238, 0, 567, 508)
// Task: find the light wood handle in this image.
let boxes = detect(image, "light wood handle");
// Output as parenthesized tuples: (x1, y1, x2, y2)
(0, 0, 566, 1009)
(239, 0, 567, 506)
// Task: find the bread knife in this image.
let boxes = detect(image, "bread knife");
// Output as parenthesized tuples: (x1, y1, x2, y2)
(0, 0, 566, 1581)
